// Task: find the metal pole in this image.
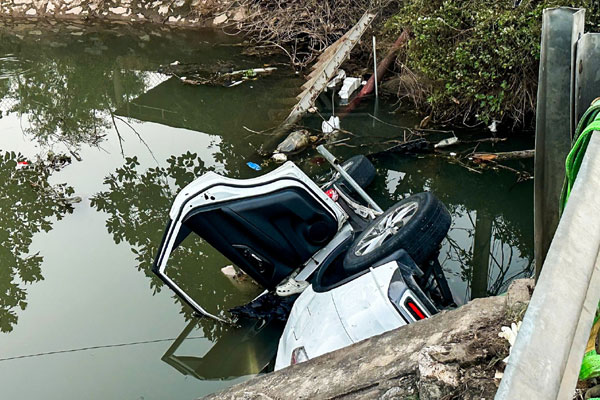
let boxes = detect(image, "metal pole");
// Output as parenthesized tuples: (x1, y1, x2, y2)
(533, 7, 585, 278)
(372, 36, 378, 98)
(317, 145, 383, 213)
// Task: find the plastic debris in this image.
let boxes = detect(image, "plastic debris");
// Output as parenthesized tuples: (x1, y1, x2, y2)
(221, 265, 237, 277)
(325, 188, 339, 201)
(338, 77, 361, 100)
(170, 60, 180, 66)
(488, 120, 499, 133)
(246, 162, 262, 171)
(272, 152, 288, 163)
(15, 161, 28, 169)
(322, 116, 340, 134)
(434, 137, 459, 149)
(276, 129, 310, 154)
(498, 321, 522, 363)
(327, 69, 346, 89)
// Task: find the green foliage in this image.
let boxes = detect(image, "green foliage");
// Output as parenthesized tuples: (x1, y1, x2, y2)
(385, 0, 600, 126)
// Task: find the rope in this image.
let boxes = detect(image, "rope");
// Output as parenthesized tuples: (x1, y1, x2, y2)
(0, 336, 204, 362)
(560, 98, 600, 214)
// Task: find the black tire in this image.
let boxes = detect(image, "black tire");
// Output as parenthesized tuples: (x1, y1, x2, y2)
(343, 192, 451, 273)
(332, 155, 376, 191)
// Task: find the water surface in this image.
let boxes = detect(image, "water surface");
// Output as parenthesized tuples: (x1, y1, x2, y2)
(0, 21, 533, 399)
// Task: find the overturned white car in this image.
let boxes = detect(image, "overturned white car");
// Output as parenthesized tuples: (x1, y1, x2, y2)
(153, 146, 454, 372)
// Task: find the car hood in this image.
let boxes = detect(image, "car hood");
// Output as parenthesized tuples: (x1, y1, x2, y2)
(275, 261, 407, 370)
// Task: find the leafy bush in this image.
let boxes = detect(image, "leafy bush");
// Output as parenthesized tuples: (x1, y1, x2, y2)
(385, 0, 600, 127)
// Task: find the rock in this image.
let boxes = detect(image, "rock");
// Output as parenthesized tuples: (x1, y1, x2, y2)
(506, 278, 534, 307)
(108, 7, 127, 15)
(25, 8, 37, 15)
(65, 6, 82, 15)
(213, 13, 228, 25)
(417, 345, 461, 400)
(157, 4, 169, 15)
(233, 7, 246, 21)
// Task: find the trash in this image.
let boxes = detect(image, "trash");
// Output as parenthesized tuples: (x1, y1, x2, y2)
(338, 77, 361, 100)
(322, 116, 340, 134)
(325, 188, 339, 201)
(15, 161, 28, 169)
(434, 137, 459, 149)
(276, 129, 310, 154)
(246, 162, 262, 171)
(272, 152, 288, 163)
(326, 69, 346, 89)
(160, 63, 276, 87)
(449, 152, 457, 157)
(221, 265, 238, 277)
(498, 321, 522, 363)
(488, 120, 499, 133)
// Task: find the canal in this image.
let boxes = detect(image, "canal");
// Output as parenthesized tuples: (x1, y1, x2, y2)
(0, 20, 534, 399)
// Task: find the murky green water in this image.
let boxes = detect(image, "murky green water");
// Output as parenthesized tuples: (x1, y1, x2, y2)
(0, 21, 533, 399)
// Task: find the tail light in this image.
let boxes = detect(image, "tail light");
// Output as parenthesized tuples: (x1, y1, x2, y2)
(290, 346, 309, 365)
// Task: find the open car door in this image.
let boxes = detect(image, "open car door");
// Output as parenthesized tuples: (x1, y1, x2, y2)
(153, 162, 346, 321)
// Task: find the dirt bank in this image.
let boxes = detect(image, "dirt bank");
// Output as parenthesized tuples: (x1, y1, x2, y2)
(202, 279, 534, 400)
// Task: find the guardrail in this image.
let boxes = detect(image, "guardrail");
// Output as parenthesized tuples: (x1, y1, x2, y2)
(496, 7, 600, 399)
(496, 132, 600, 399)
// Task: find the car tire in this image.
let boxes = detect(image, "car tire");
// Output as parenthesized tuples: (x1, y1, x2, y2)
(332, 155, 376, 191)
(343, 192, 451, 273)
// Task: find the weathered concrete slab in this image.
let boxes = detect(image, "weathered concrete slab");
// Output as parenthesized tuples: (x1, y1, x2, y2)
(203, 279, 534, 400)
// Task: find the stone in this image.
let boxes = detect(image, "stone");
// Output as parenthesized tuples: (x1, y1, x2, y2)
(25, 8, 37, 15)
(158, 5, 169, 15)
(212, 13, 227, 25)
(108, 7, 127, 15)
(65, 6, 82, 15)
(233, 8, 246, 21)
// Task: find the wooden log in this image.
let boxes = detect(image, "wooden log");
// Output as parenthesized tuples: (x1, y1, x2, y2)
(472, 149, 535, 162)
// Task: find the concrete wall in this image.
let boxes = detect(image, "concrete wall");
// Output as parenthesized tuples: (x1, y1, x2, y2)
(0, 0, 237, 27)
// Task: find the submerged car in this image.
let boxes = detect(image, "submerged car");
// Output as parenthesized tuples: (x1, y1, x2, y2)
(153, 146, 454, 371)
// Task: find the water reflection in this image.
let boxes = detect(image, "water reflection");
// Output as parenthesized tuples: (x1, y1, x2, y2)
(367, 152, 534, 304)
(90, 153, 262, 339)
(163, 318, 282, 380)
(0, 152, 73, 332)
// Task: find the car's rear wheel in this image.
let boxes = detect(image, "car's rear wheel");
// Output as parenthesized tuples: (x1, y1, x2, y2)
(343, 192, 451, 273)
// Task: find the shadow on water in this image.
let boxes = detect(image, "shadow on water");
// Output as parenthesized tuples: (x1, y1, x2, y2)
(0, 19, 534, 394)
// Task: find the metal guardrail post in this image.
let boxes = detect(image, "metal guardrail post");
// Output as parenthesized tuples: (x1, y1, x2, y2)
(574, 33, 600, 128)
(496, 133, 600, 399)
(534, 7, 585, 278)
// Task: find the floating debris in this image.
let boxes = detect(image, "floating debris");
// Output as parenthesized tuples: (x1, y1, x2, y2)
(276, 129, 310, 154)
(246, 161, 262, 171)
(159, 62, 277, 87)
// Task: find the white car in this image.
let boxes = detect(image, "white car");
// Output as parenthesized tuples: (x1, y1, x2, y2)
(153, 147, 453, 371)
